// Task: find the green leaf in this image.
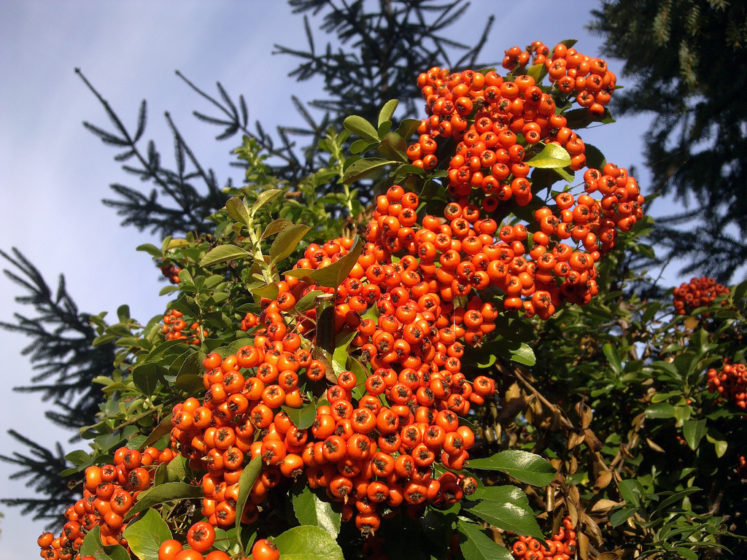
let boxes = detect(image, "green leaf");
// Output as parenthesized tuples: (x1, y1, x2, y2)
(235, 456, 263, 548)
(122, 509, 172, 560)
(350, 138, 376, 154)
(136, 243, 162, 257)
(464, 486, 543, 539)
(295, 290, 325, 313)
(526, 63, 548, 83)
(270, 224, 311, 264)
(509, 343, 536, 366)
(250, 188, 283, 216)
(283, 402, 317, 430)
(274, 525, 344, 560)
(332, 331, 356, 375)
(603, 342, 622, 375)
(673, 404, 691, 424)
(477, 353, 496, 368)
(617, 479, 642, 508)
(675, 548, 699, 560)
(378, 99, 399, 127)
(342, 158, 395, 184)
(292, 486, 341, 538)
(526, 143, 571, 169)
(466, 450, 555, 486)
(166, 454, 187, 482)
(609, 506, 635, 527)
(226, 197, 252, 227)
(200, 245, 250, 267)
(644, 403, 676, 419)
(251, 282, 279, 301)
(285, 237, 364, 288)
(116, 304, 130, 322)
(706, 434, 727, 457)
(80, 526, 130, 560)
(457, 520, 513, 560)
(125, 482, 202, 519)
(261, 218, 294, 240)
(66, 450, 92, 466)
(343, 115, 379, 142)
(132, 363, 164, 396)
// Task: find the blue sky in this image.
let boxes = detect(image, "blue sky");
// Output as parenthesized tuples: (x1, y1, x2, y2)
(0, 0, 661, 556)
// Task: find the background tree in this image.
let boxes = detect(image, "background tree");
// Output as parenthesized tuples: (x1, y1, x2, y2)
(589, 0, 747, 282)
(1, 0, 494, 526)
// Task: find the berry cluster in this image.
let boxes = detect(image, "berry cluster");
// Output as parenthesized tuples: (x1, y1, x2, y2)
(510, 516, 577, 560)
(673, 276, 730, 315)
(169, 258, 494, 540)
(707, 361, 747, 409)
(160, 261, 182, 284)
(502, 41, 617, 116)
(406, 49, 641, 312)
(162, 309, 207, 345)
(37, 446, 175, 560)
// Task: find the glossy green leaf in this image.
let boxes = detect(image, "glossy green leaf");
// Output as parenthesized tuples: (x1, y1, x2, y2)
(526, 63, 548, 83)
(342, 158, 395, 184)
(285, 237, 364, 288)
(509, 343, 536, 366)
(706, 434, 727, 457)
(378, 131, 408, 162)
(292, 486, 341, 538)
(477, 353, 496, 368)
(270, 224, 311, 264)
(261, 218, 294, 240)
(584, 143, 606, 169)
(617, 479, 642, 508)
(235, 456, 263, 547)
(251, 282, 279, 301)
(66, 449, 92, 466)
(343, 115, 379, 142)
(136, 243, 162, 257)
(295, 290, 324, 313)
(283, 402, 317, 430)
(226, 197, 252, 227)
(250, 189, 283, 216)
(526, 143, 571, 169)
(80, 526, 130, 560)
(457, 520, 513, 560)
(200, 245, 250, 267)
(350, 138, 376, 154)
(644, 403, 676, 419)
(465, 486, 543, 538)
(143, 414, 174, 447)
(166, 454, 187, 482)
(609, 506, 636, 527)
(332, 331, 356, 375)
(274, 525, 344, 560)
(122, 509, 172, 560)
(125, 482, 202, 519)
(466, 450, 555, 486)
(603, 342, 622, 375)
(132, 363, 164, 396)
(378, 99, 399, 127)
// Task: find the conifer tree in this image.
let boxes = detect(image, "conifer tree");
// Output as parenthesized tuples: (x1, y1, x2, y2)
(590, 0, 747, 282)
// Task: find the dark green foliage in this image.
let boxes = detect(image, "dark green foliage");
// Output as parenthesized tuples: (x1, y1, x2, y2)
(0, 248, 114, 430)
(590, 0, 747, 282)
(76, 69, 234, 238)
(87, 0, 495, 234)
(0, 248, 114, 523)
(0, 431, 76, 525)
(277, 0, 494, 142)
